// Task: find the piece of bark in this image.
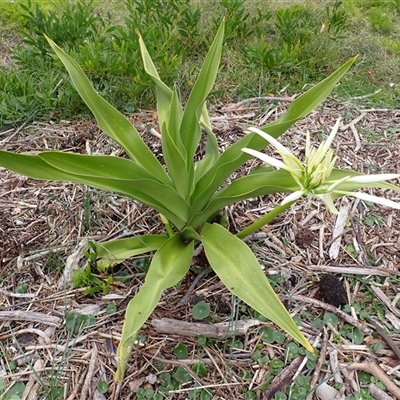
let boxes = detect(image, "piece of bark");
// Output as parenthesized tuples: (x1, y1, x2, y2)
(0, 288, 37, 298)
(329, 198, 351, 259)
(368, 383, 394, 400)
(0, 311, 61, 326)
(262, 356, 304, 400)
(58, 238, 88, 289)
(21, 359, 44, 400)
(80, 345, 98, 400)
(307, 329, 329, 400)
(346, 361, 400, 399)
(306, 265, 400, 277)
(315, 382, 343, 400)
(330, 349, 344, 385)
(151, 318, 259, 339)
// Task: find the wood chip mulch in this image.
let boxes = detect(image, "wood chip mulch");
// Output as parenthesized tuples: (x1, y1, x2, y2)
(1, 98, 400, 400)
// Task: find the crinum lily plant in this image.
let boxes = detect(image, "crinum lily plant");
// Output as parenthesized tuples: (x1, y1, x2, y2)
(1, 21, 399, 381)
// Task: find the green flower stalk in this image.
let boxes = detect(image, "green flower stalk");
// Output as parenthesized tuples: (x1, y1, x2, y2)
(242, 118, 400, 213)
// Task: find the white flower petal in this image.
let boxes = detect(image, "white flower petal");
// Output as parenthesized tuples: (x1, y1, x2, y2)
(305, 130, 311, 160)
(308, 163, 325, 185)
(321, 117, 341, 154)
(281, 190, 304, 205)
(307, 146, 318, 163)
(327, 155, 337, 174)
(307, 119, 340, 169)
(346, 174, 400, 183)
(242, 148, 289, 171)
(337, 191, 400, 210)
(314, 193, 339, 214)
(327, 175, 351, 192)
(248, 127, 292, 156)
(282, 154, 304, 175)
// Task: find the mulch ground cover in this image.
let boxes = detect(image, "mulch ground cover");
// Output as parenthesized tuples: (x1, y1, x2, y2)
(1, 98, 400, 399)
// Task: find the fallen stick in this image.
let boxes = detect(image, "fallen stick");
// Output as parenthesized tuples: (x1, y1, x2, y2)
(306, 265, 400, 277)
(222, 95, 295, 110)
(287, 295, 371, 334)
(340, 112, 367, 131)
(151, 318, 260, 339)
(329, 198, 351, 259)
(80, 345, 98, 400)
(0, 311, 61, 327)
(261, 356, 304, 400)
(21, 359, 44, 400)
(366, 317, 400, 361)
(176, 267, 211, 307)
(369, 383, 394, 400)
(346, 362, 400, 399)
(307, 329, 328, 400)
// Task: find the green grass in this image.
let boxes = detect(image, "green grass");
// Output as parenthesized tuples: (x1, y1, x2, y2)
(0, 0, 399, 129)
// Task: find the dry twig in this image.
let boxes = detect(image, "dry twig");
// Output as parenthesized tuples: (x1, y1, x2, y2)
(0, 311, 61, 326)
(261, 356, 304, 400)
(346, 361, 400, 399)
(80, 345, 98, 400)
(307, 328, 329, 400)
(151, 318, 260, 339)
(287, 295, 371, 334)
(366, 317, 400, 361)
(222, 96, 294, 110)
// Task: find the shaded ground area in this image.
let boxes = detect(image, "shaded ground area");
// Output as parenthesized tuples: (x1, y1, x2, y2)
(1, 100, 400, 399)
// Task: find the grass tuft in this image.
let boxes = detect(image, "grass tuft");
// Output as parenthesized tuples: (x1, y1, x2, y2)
(0, 0, 399, 129)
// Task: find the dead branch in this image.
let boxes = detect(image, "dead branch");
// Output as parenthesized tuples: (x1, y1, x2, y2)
(222, 96, 295, 111)
(287, 295, 371, 334)
(0, 311, 61, 326)
(262, 356, 304, 400)
(347, 362, 400, 399)
(366, 317, 400, 361)
(80, 345, 98, 400)
(151, 318, 260, 339)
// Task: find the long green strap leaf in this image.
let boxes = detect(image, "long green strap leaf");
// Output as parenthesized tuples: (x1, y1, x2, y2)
(326, 169, 400, 198)
(0, 151, 188, 227)
(137, 32, 178, 141)
(190, 56, 358, 215)
(0, 150, 86, 182)
(259, 57, 359, 135)
(39, 152, 158, 180)
(180, 19, 224, 164)
(162, 92, 190, 197)
(91, 235, 169, 270)
(201, 223, 313, 353)
(137, 33, 190, 197)
(190, 132, 256, 216)
(116, 236, 194, 381)
(45, 36, 170, 185)
(190, 169, 297, 226)
(38, 152, 190, 223)
(194, 105, 220, 182)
